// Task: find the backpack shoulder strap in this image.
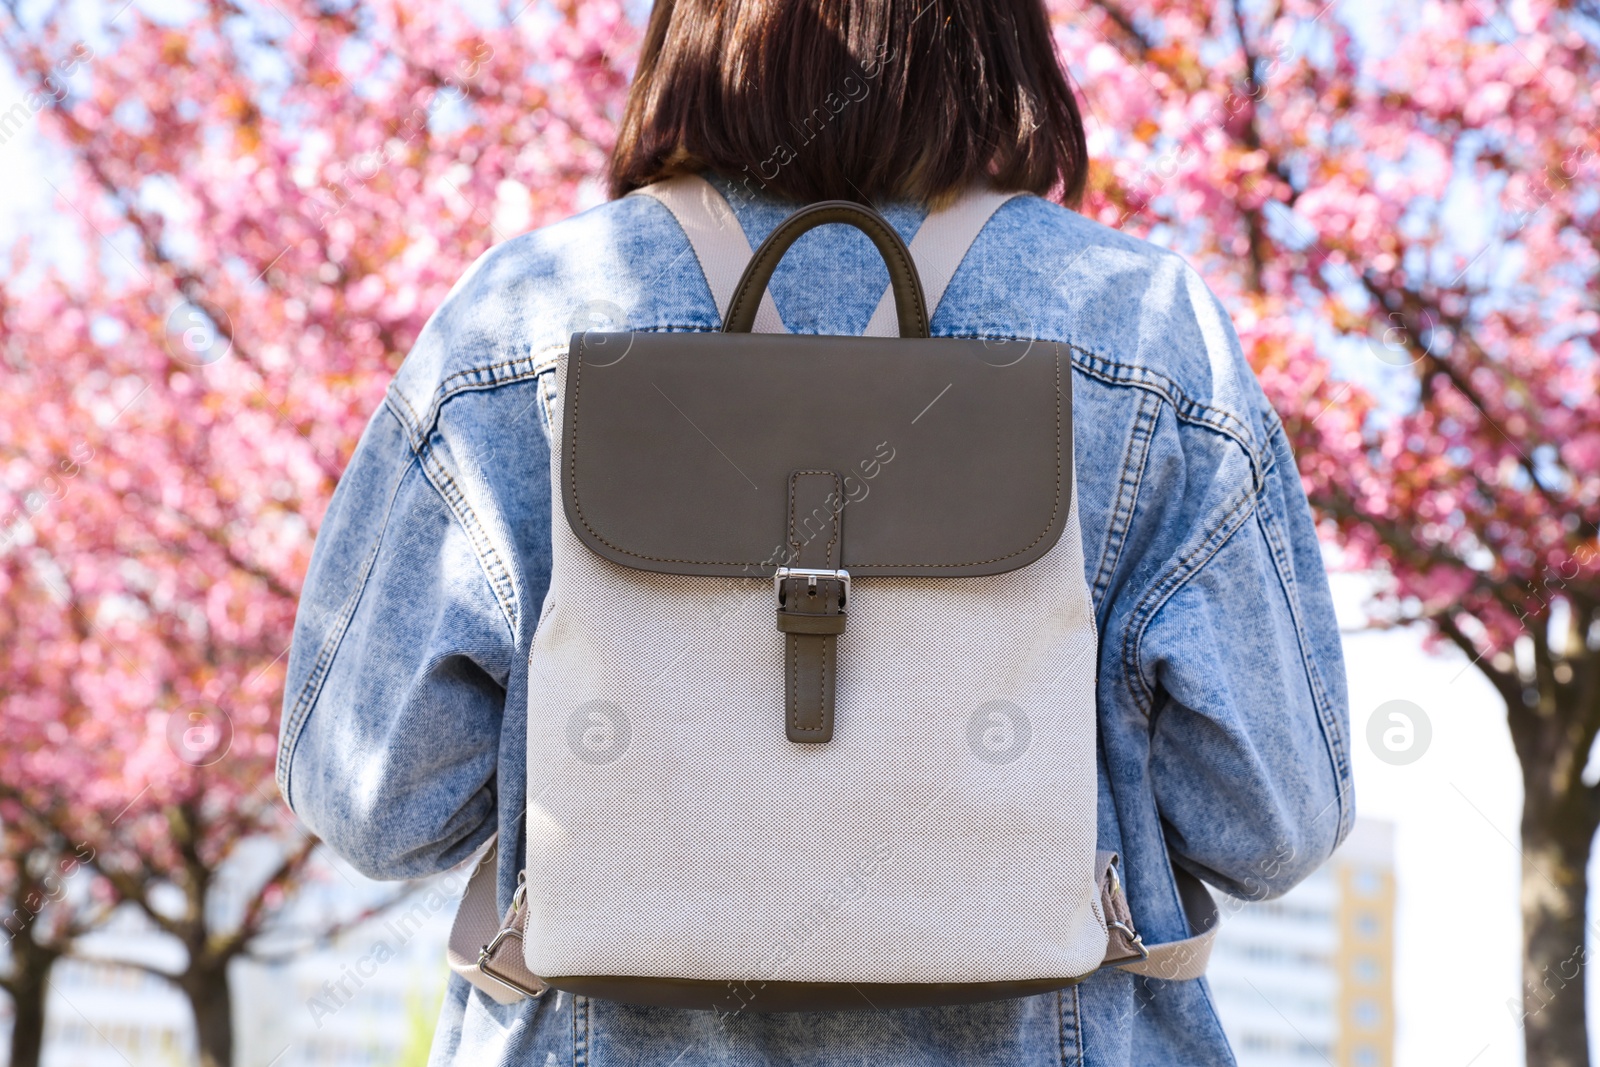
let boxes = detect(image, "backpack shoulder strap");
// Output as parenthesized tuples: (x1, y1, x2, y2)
(630, 175, 787, 333)
(446, 834, 547, 1004)
(1116, 866, 1221, 981)
(862, 188, 1026, 337)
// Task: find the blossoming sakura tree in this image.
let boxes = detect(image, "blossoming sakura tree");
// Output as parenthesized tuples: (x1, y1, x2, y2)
(1055, 2, 1599, 1062)
(0, 2, 633, 1063)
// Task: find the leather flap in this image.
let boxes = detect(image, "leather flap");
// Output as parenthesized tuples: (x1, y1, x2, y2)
(559, 331, 1071, 578)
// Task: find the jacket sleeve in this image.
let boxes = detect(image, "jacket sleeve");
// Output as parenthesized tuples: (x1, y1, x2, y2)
(1140, 410, 1354, 901)
(276, 399, 513, 880)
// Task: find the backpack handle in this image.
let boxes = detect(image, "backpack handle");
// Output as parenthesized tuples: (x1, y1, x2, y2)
(722, 201, 930, 338)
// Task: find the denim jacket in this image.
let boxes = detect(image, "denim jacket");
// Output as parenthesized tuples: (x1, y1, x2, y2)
(278, 171, 1353, 1067)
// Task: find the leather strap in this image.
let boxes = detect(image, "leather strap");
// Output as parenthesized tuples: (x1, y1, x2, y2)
(724, 201, 929, 337)
(863, 188, 1025, 336)
(778, 470, 846, 742)
(632, 176, 1018, 338)
(630, 177, 786, 333)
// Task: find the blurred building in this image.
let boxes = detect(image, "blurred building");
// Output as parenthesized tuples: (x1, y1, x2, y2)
(1209, 818, 1397, 1067)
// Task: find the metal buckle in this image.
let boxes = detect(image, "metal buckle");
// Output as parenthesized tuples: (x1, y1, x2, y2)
(479, 926, 522, 963)
(774, 567, 850, 606)
(476, 874, 546, 999)
(1108, 920, 1150, 960)
(475, 934, 546, 999)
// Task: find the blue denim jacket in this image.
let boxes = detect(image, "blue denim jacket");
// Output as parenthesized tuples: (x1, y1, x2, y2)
(278, 172, 1353, 1067)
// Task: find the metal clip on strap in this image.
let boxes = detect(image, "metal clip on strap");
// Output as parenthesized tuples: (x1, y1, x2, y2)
(475, 875, 545, 1001)
(445, 838, 547, 1005)
(1094, 851, 1220, 981)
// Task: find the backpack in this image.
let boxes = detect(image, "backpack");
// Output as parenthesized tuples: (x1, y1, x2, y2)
(447, 176, 1219, 1012)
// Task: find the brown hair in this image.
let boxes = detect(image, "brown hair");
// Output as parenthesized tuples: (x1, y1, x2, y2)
(608, 0, 1089, 208)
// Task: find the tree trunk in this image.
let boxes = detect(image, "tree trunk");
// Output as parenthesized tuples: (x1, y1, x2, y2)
(1517, 805, 1598, 1067)
(183, 967, 234, 1067)
(6, 966, 50, 1067)
(4, 895, 63, 1067)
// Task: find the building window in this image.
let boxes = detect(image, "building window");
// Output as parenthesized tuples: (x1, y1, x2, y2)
(1353, 998, 1381, 1028)
(1354, 1048, 1379, 1067)
(1353, 869, 1382, 896)
(1354, 955, 1381, 983)
(1355, 912, 1381, 938)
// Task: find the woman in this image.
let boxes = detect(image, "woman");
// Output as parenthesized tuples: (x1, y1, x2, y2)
(278, 1, 1353, 1063)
